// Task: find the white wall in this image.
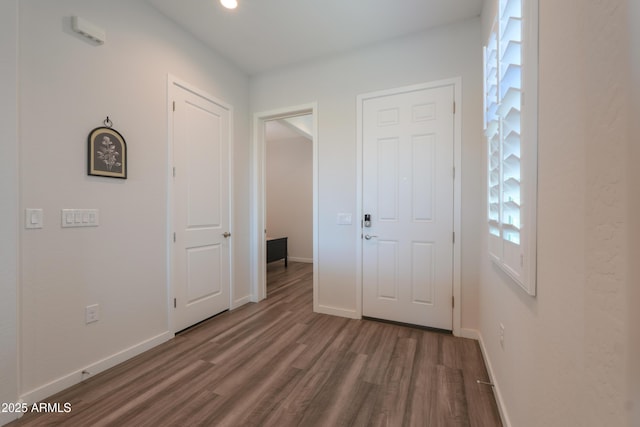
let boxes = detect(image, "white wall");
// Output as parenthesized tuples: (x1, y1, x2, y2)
(479, 1, 634, 425)
(251, 18, 483, 322)
(17, 0, 250, 403)
(628, 0, 640, 424)
(0, 1, 19, 424)
(11, 2, 636, 424)
(266, 135, 313, 262)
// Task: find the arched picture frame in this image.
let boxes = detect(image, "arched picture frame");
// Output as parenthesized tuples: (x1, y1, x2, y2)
(87, 126, 127, 179)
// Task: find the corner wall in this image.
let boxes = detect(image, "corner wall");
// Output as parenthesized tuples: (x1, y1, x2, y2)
(478, 0, 633, 425)
(628, 0, 640, 423)
(0, 1, 19, 424)
(17, 0, 250, 403)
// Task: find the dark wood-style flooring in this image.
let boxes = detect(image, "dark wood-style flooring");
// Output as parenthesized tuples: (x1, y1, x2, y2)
(9, 262, 502, 427)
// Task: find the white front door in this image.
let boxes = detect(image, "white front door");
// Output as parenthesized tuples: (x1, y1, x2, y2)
(171, 81, 231, 332)
(361, 84, 454, 330)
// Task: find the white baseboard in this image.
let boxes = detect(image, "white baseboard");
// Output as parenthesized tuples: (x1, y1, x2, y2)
(314, 304, 360, 319)
(20, 331, 173, 405)
(458, 328, 480, 340)
(232, 294, 252, 309)
(0, 411, 20, 426)
(287, 257, 313, 263)
(474, 329, 512, 427)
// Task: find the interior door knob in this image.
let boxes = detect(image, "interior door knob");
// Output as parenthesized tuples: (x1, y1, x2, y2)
(364, 234, 378, 240)
(222, 232, 231, 238)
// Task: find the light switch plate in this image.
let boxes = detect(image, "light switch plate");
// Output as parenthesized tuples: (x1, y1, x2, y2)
(25, 208, 43, 229)
(61, 209, 99, 228)
(85, 304, 100, 324)
(337, 213, 352, 225)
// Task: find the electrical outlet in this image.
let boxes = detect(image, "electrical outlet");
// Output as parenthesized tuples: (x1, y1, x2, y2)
(85, 304, 100, 324)
(499, 323, 505, 348)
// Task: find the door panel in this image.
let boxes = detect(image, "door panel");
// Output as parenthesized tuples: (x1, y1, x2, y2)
(377, 138, 399, 221)
(412, 134, 435, 221)
(186, 245, 222, 303)
(362, 84, 454, 330)
(172, 83, 231, 332)
(185, 102, 222, 227)
(411, 241, 434, 304)
(376, 240, 399, 300)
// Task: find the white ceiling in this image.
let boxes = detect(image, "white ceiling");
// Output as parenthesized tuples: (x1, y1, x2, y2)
(147, 0, 484, 75)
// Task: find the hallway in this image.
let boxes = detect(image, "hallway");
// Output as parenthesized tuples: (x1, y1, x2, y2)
(10, 262, 500, 426)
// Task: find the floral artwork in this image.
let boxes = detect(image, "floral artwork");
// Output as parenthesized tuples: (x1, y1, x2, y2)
(97, 136, 122, 171)
(88, 126, 127, 179)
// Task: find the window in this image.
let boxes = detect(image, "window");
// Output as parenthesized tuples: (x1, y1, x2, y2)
(483, 0, 538, 295)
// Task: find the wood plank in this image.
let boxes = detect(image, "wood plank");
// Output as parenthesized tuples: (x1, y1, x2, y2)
(9, 262, 502, 427)
(428, 364, 470, 427)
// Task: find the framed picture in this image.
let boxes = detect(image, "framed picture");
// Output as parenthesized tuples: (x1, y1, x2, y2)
(88, 126, 127, 179)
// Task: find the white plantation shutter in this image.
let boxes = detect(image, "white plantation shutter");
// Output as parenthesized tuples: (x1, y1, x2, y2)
(485, 28, 500, 240)
(484, 0, 537, 295)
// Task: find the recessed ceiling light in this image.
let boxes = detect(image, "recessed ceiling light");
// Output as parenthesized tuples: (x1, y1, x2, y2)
(220, 0, 237, 9)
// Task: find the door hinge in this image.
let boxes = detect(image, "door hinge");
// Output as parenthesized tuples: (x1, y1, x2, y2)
(453, 101, 456, 114)
(173, 101, 176, 112)
(453, 231, 455, 244)
(172, 166, 176, 177)
(174, 298, 177, 308)
(452, 296, 455, 308)
(173, 232, 176, 242)
(453, 166, 456, 180)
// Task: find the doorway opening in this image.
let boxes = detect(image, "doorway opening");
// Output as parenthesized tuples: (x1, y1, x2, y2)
(251, 104, 318, 305)
(265, 115, 313, 295)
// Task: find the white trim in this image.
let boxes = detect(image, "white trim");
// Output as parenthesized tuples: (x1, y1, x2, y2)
(475, 329, 513, 427)
(287, 257, 313, 264)
(166, 74, 235, 331)
(356, 78, 463, 335)
(166, 76, 174, 331)
(19, 331, 173, 405)
(356, 95, 364, 318)
(521, 0, 539, 295)
(458, 328, 480, 340)
(232, 294, 252, 308)
(315, 304, 360, 320)
(251, 103, 318, 305)
(452, 79, 463, 335)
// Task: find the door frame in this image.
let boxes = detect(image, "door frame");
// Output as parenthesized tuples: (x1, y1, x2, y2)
(356, 78, 462, 335)
(167, 74, 234, 333)
(251, 103, 318, 303)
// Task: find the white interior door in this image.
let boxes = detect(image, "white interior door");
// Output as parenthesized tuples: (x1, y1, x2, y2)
(362, 84, 454, 330)
(171, 82, 231, 332)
